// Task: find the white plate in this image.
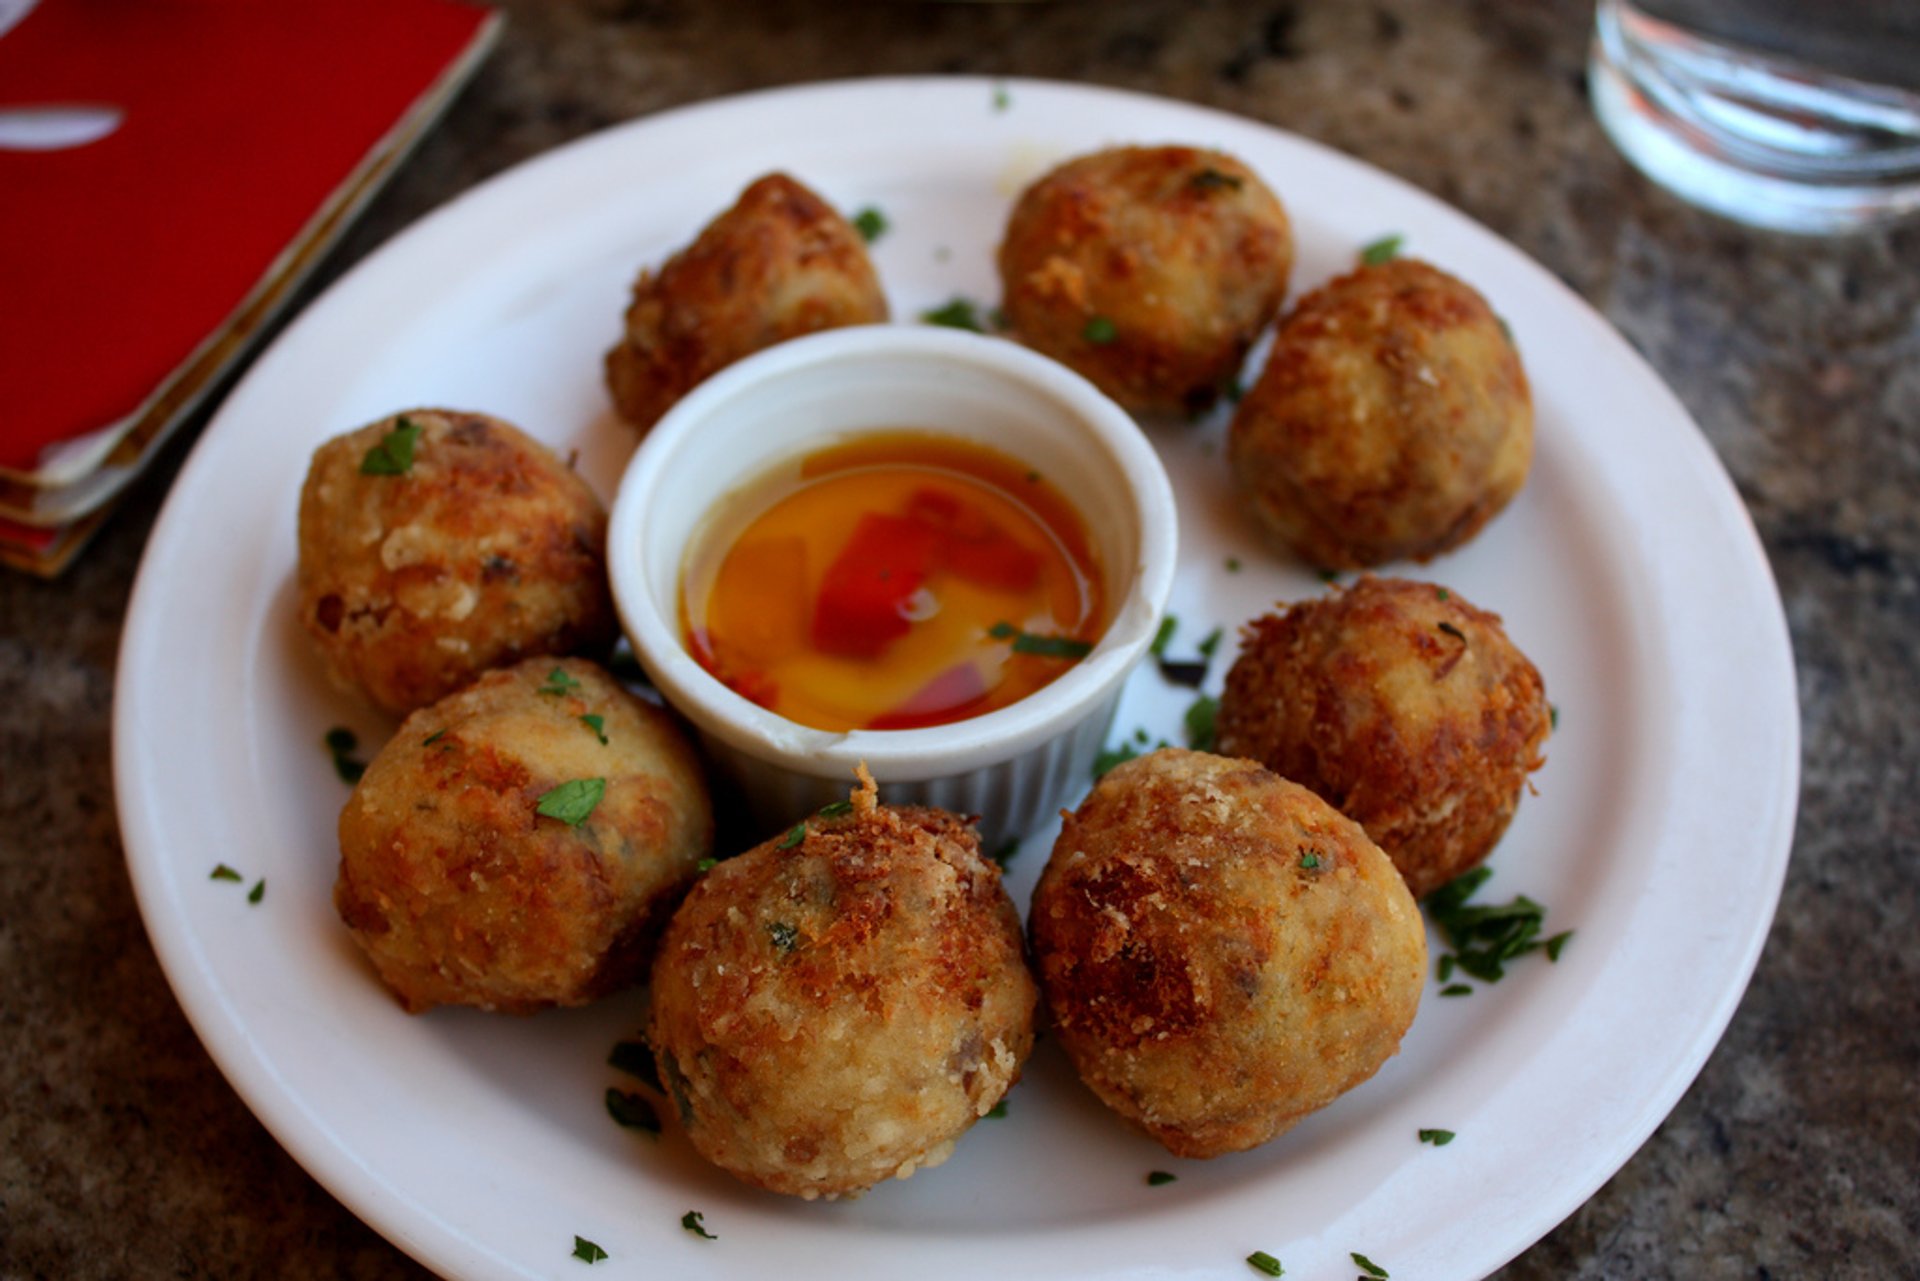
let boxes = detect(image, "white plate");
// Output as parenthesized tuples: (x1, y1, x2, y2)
(114, 77, 1798, 1280)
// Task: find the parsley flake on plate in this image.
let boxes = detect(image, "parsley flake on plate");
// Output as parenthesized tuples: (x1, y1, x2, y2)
(1418, 1127, 1456, 1146)
(921, 297, 986, 332)
(536, 778, 605, 827)
(1353, 1251, 1389, 1277)
(1146, 1170, 1177, 1186)
(681, 1210, 717, 1240)
(247, 879, 265, 905)
(324, 727, 367, 784)
(851, 206, 888, 243)
(571, 1235, 607, 1264)
(1184, 695, 1219, 752)
(608, 1039, 662, 1091)
(210, 864, 243, 882)
(1247, 1250, 1284, 1276)
(606, 1088, 661, 1134)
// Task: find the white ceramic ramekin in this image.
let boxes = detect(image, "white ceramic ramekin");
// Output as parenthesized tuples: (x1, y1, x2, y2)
(606, 325, 1176, 840)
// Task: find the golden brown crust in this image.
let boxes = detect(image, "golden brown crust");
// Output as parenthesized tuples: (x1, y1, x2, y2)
(648, 798, 1036, 1199)
(1215, 576, 1550, 899)
(296, 409, 616, 717)
(604, 172, 888, 433)
(1029, 749, 1425, 1158)
(997, 145, 1293, 416)
(1227, 257, 1532, 568)
(334, 657, 713, 1014)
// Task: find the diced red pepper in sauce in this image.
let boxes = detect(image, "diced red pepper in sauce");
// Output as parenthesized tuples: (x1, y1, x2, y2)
(904, 486, 1041, 592)
(866, 662, 991, 731)
(811, 513, 939, 658)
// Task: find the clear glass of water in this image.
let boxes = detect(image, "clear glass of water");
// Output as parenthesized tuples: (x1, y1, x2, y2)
(1588, 0, 1920, 234)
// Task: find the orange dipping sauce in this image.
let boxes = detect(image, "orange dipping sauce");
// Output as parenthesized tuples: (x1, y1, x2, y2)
(680, 432, 1107, 732)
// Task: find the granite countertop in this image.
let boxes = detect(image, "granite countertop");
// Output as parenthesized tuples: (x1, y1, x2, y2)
(3, 1, 1914, 1276)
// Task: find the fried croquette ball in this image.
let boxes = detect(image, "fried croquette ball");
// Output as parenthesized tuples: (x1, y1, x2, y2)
(1029, 748, 1424, 1158)
(334, 657, 713, 1014)
(297, 409, 617, 718)
(997, 145, 1293, 416)
(604, 172, 889, 433)
(1228, 257, 1532, 569)
(1215, 576, 1550, 899)
(647, 777, 1037, 1200)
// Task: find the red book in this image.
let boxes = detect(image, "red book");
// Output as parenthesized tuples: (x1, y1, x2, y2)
(0, 0, 498, 572)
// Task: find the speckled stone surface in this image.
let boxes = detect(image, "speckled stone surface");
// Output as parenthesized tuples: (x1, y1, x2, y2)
(3, 2, 1915, 1277)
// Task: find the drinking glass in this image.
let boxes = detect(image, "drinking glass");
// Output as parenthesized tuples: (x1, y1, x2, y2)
(1588, 0, 1920, 233)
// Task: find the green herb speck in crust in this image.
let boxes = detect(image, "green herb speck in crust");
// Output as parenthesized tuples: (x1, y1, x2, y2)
(537, 666, 583, 696)
(1082, 315, 1118, 344)
(817, 799, 854, 819)
(359, 417, 422, 475)
(579, 714, 608, 745)
(536, 777, 606, 827)
(777, 822, 807, 849)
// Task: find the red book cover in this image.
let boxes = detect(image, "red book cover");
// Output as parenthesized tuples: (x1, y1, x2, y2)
(0, 0, 499, 485)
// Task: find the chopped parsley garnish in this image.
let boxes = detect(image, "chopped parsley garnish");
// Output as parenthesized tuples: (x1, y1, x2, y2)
(1197, 627, 1224, 660)
(695, 857, 717, 872)
(1437, 954, 1456, 982)
(422, 728, 448, 747)
(359, 417, 422, 475)
(681, 1210, 717, 1240)
(609, 1040, 662, 1091)
(1318, 568, 1342, 584)
(536, 777, 606, 827)
(1424, 866, 1571, 983)
(1434, 586, 1450, 601)
(537, 666, 583, 696)
(1439, 983, 1473, 997)
(1150, 615, 1178, 658)
(247, 879, 265, 905)
(1437, 620, 1467, 643)
(571, 1236, 608, 1264)
(1189, 167, 1245, 192)
(988, 621, 1093, 659)
(987, 836, 1020, 868)
(1184, 695, 1219, 753)
(1550, 703, 1561, 730)
(1093, 742, 1139, 779)
(1159, 659, 1209, 688)
(777, 822, 807, 849)
(606, 1087, 661, 1134)
(1299, 851, 1322, 870)
(1499, 315, 1515, 343)
(817, 799, 854, 819)
(851, 206, 888, 243)
(1360, 233, 1404, 266)
(1247, 1251, 1285, 1276)
(210, 864, 243, 882)
(1418, 1128, 1456, 1146)
(324, 727, 367, 784)
(1133, 727, 1151, 744)
(1352, 1251, 1389, 1277)
(579, 714, 608, 745)
(1083, 315, 1118, 344)
(922, 297, 986, 332)
(1226, 557, 1242, 572)
(985, 1100, 1008, 1119)
(992, 83, 1011, 112)
(1146, 1170, 1177, 1186)
(767, 921, 801, 952)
